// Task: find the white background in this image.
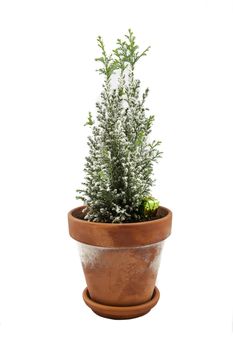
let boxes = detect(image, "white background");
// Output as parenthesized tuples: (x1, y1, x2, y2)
(0, 0, 233, 349)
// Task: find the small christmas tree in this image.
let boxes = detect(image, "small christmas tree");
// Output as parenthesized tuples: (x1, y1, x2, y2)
(76, 29, 162, 223)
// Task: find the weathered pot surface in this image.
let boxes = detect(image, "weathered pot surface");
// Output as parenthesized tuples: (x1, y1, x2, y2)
(68, 205, 172, 319)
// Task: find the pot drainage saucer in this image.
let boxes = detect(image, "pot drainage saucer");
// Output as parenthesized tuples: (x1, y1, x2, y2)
(82, 287, 160, 320)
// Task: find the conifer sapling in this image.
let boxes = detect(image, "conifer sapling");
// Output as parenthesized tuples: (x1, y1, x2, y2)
(76, 29, 162, 223)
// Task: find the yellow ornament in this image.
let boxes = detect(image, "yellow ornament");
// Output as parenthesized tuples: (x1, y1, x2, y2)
(140, 196, 160, 217)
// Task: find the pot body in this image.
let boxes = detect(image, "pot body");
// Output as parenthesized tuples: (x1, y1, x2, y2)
(68, 206, 172, 307)
(78, 241, 163, 306)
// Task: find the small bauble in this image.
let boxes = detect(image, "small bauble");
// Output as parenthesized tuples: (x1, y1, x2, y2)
(140, 196, 160, 218)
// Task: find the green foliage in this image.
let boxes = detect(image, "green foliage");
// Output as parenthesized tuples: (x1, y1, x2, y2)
(113, 29, 151, 70)
(76, 29, 162, 223)
(95, 36, 118, 80)
(84, 112, 94, 127)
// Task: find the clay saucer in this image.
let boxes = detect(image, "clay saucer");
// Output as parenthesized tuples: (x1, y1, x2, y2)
(82, 287, 160, 320)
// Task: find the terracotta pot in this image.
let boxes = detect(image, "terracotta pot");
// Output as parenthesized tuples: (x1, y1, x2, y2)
(68, 205, 172, 319)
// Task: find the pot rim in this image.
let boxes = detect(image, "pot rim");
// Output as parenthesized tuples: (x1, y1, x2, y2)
(69, 205, 172, 226)
(68, 205, 172, 247)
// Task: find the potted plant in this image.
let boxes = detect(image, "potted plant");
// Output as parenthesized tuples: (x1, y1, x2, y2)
(68, 29, 172, 319)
